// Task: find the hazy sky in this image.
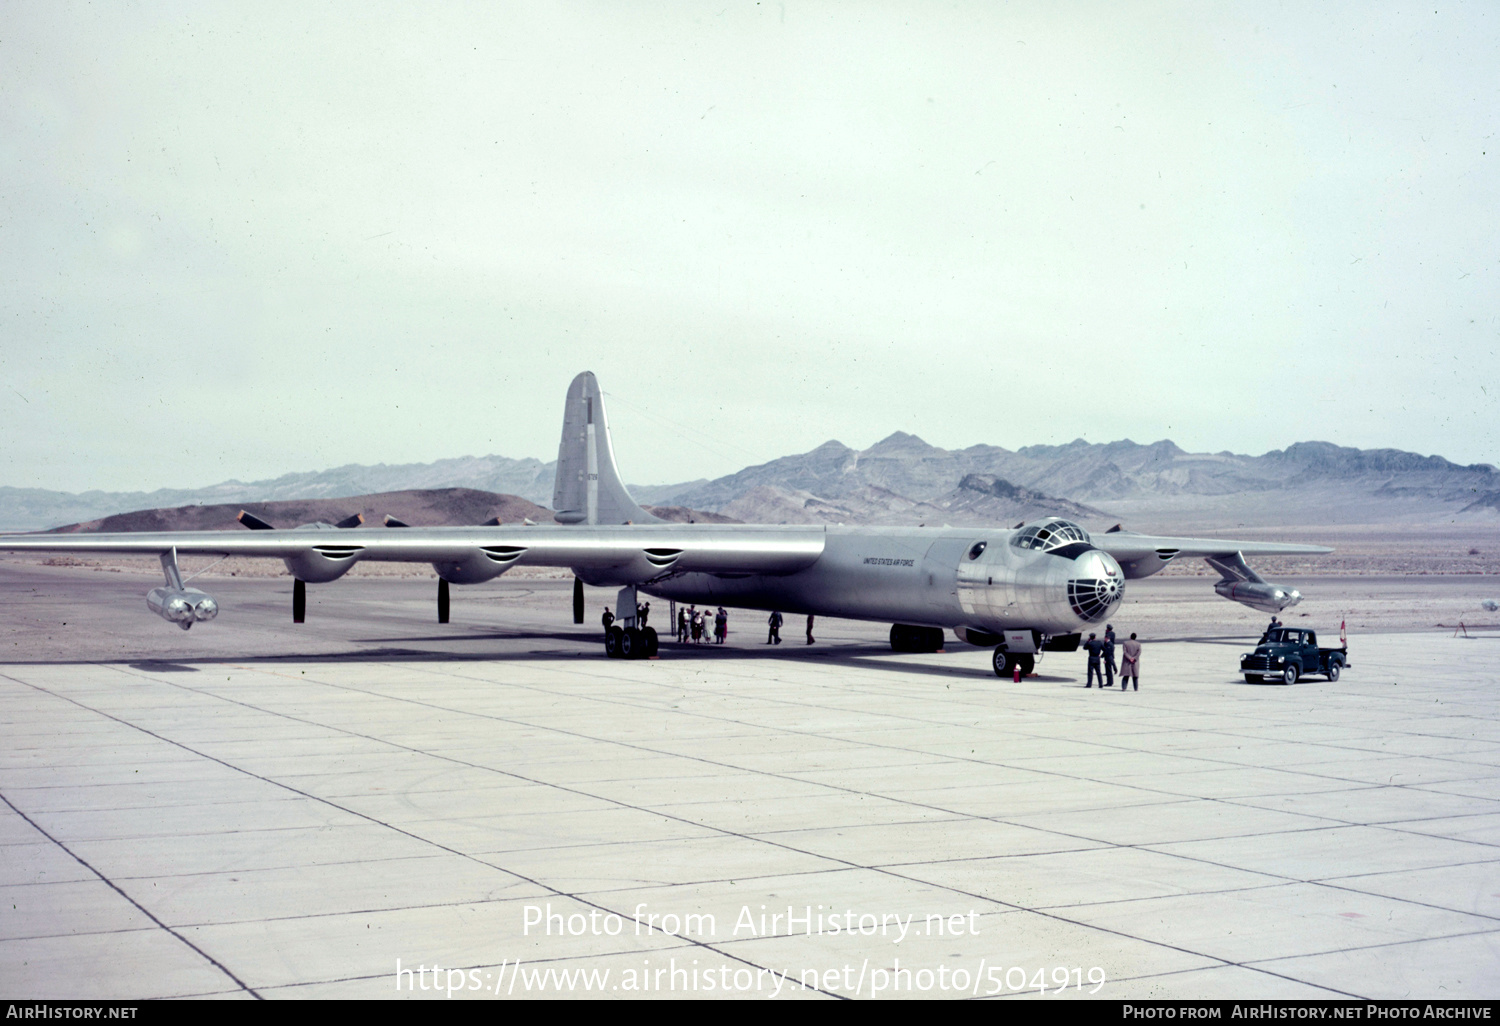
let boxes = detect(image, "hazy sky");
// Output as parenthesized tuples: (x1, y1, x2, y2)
(2, 2, 1495, 493)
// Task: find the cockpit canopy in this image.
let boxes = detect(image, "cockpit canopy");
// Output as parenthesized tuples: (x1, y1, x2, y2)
(1010, 517, 1092, 552)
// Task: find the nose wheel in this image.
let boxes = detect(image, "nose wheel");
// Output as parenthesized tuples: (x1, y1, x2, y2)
(993, 648, 1034, 678)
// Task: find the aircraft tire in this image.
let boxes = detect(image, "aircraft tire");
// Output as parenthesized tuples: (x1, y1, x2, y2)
(621, 627, 640, 659)
(1015, 654, 1035, 677)
(605, 626, 624, 658)
(1281, 664, 1299, 686)
(642, 627, 659, 658)
(992, 647, 1012, 677)
(892, 624, 943, 653)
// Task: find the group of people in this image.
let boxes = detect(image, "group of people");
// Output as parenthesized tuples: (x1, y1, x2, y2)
(1081, 624, 1142, 691)
(678, 605, 728, 644)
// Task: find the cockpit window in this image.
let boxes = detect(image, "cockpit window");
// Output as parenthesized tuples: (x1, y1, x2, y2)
(1010, 518, 1091, 552)
(967, 541, 987, 560)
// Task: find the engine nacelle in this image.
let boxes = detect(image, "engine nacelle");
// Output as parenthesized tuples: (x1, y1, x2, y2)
(147, 587, 219, 630)
(431, 550, 514, 584)
(282, 545, 363, 583)
(1215, 579, 1301, 614)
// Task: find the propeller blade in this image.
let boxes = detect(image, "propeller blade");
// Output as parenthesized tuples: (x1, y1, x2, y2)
(438, 579, 450, 624)
(383, 515, 409, 528)
(573, 576, 584, 624)
(334, 513, 364, 529)
(237, 510, 275, 531)
(293, 579, 306, 623)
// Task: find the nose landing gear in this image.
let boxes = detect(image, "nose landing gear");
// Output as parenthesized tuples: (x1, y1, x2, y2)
(992, 648, 1035, 678)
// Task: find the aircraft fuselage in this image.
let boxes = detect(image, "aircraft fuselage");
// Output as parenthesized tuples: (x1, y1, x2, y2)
(637, 525, 1124, 638)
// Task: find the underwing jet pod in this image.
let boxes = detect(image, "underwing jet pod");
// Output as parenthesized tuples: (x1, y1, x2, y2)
(145, 549, 218, 630)
(0, 371, 1331, 675)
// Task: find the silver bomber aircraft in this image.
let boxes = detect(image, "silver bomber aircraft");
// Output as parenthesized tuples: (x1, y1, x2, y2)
(0, 372, 1329, 675)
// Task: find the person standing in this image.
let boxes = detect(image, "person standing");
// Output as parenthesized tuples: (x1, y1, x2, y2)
(1082, 632, 1105, 688)
(678, 606, 690, 643)
(768, 610, 783, 645)
(1102, 626, 1117, 688)
(691, 608, 703, 643)
(715, 607, 727, 644)
(602, 607, 614, 635)
(806, 614, 816, 645)
(1120, 633, 1141, 691)
(638, 602, 650, 628)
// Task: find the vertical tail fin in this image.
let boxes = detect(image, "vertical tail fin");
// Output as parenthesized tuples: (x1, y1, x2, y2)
(552, 372, 662, 525)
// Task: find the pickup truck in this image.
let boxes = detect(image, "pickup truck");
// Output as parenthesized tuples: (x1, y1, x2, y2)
(1240, 628, 1349, 684)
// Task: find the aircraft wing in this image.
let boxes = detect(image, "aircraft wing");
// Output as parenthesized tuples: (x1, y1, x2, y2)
(1095, 531, 1332, 577)
(0, 524, 827, 577)
(1094, 529, 1331, 614)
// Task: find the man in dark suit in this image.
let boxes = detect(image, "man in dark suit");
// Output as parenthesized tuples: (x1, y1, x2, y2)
(1083, 633, 1105, 688)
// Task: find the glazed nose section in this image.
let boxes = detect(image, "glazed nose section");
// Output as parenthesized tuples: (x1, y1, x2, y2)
(1067, 549, 1125, 623)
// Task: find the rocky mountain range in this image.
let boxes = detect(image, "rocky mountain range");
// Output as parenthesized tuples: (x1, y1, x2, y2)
(637, 434, 1500, 530)
(4, 435, 1497, 532)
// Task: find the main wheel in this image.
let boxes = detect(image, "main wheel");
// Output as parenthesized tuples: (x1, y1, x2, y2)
(1015, 654, 1035, 677)
(642, 626, 659, 657)
(890, 624, 913, 652)
(604, 626, 624, 658)
(992, 647, 1012, 677)
(1326, 661, 1341, 682)
(621, 627, 640, 659)
(1281, 664, 1299, 685)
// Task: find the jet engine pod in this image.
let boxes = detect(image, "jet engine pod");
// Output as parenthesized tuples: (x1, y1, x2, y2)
(1214, 579, 1301, 614)
(147, 587, 219, 630)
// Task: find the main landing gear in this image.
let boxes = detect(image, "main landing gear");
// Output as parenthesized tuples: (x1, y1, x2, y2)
(890, 624, 945, 653)
(605, 625, 658, 659)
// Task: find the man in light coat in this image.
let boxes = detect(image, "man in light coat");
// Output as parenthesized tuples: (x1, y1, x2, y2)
(1120, 633, 1142, 691)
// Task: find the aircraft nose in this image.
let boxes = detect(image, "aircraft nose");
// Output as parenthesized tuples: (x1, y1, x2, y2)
(1066, 549, 1125, 623)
